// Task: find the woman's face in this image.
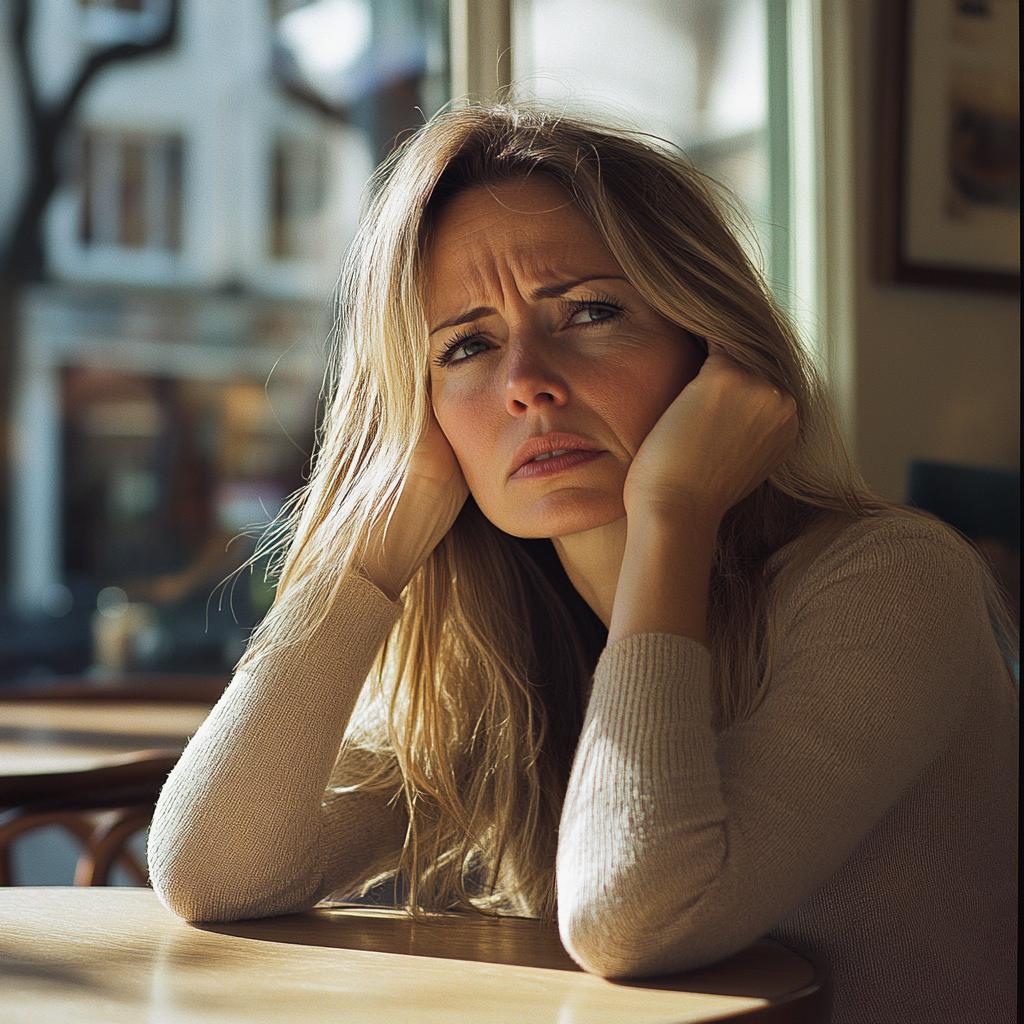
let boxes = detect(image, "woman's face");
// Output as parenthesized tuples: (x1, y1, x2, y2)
(423, 177, 704, 539)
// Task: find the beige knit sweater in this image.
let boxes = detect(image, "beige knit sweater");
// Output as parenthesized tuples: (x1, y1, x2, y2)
(149, 513, 1018, 1024)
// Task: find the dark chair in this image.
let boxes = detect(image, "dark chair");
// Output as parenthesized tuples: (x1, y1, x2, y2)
(907, 461, 1020, 621)
(0, 674, 226, 886)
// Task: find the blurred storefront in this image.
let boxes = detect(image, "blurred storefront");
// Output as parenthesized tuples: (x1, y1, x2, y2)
(0, 0, 449, 682)
(8, 284, 323, 677)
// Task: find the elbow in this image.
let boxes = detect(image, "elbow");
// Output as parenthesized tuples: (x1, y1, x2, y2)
(555, 823, 737, 977)
(558, 896, 688, 979)
(558, 922, 636, 979)
(148, 830, 316, 924)
(149, 851, 255, 923)
(150, 856, 316, 924)
(146, 817, 254, 922)
(147, 796, 323, 923)
(152, 880, 227, 924)
(557, 877, 741, 979)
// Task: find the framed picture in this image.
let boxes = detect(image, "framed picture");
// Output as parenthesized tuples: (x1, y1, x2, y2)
(877, 0, 1020, 291)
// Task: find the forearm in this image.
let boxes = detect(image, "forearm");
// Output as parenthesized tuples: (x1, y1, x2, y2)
(559, 518, 992, 979)
(149, 574, 403, 921)
(557, 633, 737, 975)
(607, 504, 719, 647)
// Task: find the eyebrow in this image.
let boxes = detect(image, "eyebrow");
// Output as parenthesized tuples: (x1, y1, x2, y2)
(427, 275, 627, 335)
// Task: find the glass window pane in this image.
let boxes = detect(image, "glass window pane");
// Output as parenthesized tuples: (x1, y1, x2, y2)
(2, 1, 449, 684)
(512, 0, 774, 277)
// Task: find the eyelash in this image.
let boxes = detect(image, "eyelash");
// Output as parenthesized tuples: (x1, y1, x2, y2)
(433, 295, 627, 368)
(434, 325, 484, 368)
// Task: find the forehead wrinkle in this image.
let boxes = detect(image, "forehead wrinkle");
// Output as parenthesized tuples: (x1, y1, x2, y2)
(430, 250, 605, 334)
(423, 181, 621, 330)
(435, 226, 618, 299)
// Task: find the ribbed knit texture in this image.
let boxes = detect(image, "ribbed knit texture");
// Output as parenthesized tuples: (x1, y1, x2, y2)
(149, 515, 1017, 1024)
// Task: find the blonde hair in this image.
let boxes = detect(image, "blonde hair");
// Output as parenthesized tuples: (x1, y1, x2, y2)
(244, 103, 1015, 920)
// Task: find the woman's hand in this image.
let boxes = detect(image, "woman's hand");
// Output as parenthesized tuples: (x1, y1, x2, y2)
(360, 407, 469, 600)
(623, 353, 799, 528)
(608, 354, 798, 647)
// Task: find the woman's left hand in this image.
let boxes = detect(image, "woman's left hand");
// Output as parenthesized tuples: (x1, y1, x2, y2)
(623, 352, 799, 528)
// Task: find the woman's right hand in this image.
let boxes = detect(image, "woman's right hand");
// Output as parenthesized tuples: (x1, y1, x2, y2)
(360, 407, 469, 600)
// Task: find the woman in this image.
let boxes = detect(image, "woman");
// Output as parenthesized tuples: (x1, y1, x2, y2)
(150, 105, 1017, 1023)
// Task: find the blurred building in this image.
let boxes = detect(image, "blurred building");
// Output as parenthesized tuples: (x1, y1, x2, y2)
(41, 0, 381, 296)
(3, 0, 448, 680)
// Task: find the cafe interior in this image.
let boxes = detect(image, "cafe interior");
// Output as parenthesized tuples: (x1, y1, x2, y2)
(0, 1, 1018, 1021)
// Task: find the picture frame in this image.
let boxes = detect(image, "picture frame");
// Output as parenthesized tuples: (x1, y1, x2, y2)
(876, 0, 1020, 291)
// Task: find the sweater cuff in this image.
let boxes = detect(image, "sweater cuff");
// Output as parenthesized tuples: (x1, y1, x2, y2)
(324, 572, 404, 652)
(591, 632, 715, 729)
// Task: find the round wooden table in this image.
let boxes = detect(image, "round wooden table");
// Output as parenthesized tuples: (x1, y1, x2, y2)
(0, 692, 217, 885)
(0, 695, 216, 807)
(0, 888, 826, 1023)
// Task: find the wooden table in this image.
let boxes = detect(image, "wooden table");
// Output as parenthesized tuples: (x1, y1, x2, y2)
(0, 696, 216, 807)
(0, 688, 218, 885)
(0, 888, 826, 1023)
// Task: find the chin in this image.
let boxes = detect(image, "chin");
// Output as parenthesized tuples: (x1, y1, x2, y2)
(480, 489, 626, 540)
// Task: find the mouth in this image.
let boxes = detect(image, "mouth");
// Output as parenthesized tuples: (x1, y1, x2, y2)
(509, 433, 604, 480)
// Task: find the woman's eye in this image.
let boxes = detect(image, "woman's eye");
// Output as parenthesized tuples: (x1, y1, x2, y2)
(436, 336, 489, 367)
(450, 339, 488, 361)
(568, 302, 621, 326)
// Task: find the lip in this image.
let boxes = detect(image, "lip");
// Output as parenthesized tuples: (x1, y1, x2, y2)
(509, 432, 604, 479)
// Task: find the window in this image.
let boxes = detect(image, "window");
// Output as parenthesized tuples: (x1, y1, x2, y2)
(512, 0, 774, 283)
(80, 131, 183, 252)
(270, 136, 328, 260)
(6, 0, 452, 683)
(461, 0, 825, 350)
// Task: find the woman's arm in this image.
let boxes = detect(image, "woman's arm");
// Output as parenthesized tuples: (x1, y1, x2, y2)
(556, 354, 797, 968)
(608, 354, 798, 648)
(148, 574, 406, 922)
(150, 410, 468, 922)
(557, 517, 1006, 976)
(556, 355, 1011, 978)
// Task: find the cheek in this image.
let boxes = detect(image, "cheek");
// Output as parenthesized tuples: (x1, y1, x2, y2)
(431, 383, 502, 489)
(621, 338, 702, 440)
(581, 353, 691, 454)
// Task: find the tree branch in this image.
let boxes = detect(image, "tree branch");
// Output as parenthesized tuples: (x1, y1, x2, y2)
(1, 0, 181, 280)
(11, 0, 40, 124)
(56, 2, 180, 133)
(277, 76, 352, 124)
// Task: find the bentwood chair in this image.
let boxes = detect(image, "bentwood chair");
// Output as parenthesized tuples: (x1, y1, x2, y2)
(0, 675, 224, 886)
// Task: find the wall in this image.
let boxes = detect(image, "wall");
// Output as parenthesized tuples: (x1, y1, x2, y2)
(847, 1, 1020, 502)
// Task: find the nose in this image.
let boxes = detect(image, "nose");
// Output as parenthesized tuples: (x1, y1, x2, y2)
(504, 337, 569, 415)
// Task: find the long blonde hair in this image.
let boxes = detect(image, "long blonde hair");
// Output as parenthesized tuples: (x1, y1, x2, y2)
(243, 103, 1014, 920)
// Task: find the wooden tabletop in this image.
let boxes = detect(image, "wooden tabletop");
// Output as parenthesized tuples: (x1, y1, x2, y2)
(0, 888, 826, 1023)
(0, 701, 212, 770)
(0, 700, 213, 806)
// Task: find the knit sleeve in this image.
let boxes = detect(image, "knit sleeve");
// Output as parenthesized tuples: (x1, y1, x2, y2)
(555, 515, 1000, 976)
(148, 573, 406, 922)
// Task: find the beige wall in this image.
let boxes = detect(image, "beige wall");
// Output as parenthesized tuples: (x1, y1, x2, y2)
(846, 2, 1020, 502)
